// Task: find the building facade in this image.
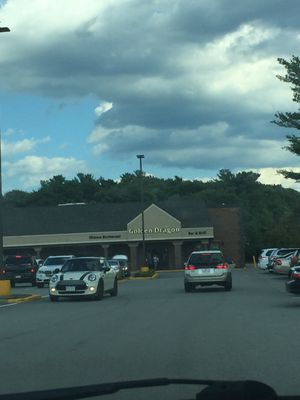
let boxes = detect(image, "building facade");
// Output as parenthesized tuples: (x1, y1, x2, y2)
(2, 200, 245, 269)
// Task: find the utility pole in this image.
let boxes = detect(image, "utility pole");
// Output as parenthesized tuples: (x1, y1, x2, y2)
(136, 154, 146, 267)
(0, 26, 10, 267)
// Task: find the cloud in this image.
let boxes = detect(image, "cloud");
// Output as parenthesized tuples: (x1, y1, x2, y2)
(256, 167, 300, 190)
(95, 102, 113, 116)
(3, 155, 87, 190)
(2, 136, 50, 156)
(0, 0, 300, 182)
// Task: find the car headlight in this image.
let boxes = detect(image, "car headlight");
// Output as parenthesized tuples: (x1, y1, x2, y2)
(88, 273, 97, 281)
(51, 275, 59, 283)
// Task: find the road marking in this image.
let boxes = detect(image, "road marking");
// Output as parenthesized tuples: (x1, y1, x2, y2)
(0, 303, 18, 308)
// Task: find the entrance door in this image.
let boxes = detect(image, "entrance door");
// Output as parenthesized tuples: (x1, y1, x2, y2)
(146, 243, 171, 269)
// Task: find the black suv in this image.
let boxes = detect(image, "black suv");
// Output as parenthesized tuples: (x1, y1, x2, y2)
(1, 255, 37, 287)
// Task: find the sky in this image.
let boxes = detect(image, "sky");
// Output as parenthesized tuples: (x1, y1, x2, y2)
(0, 0, 299, 193)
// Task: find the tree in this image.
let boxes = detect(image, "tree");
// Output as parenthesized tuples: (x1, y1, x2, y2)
(273, 55, 300, 181)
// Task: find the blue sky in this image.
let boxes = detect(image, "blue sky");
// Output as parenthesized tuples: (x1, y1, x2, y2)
(0, 0, 299, 193)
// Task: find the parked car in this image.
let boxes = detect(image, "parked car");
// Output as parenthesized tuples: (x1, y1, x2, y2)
(286, 264, 300, 294)
(267, 248, 298, 272)
(257, 248, 277, 270)
(49, 257, 118, 301)
(35, 258, 44, 268)
(184, 250, 232, 292)
(36, 255, 75, 287)
(1, 255, 37, 287)
(290, 249, 300, 269)
(108, 259, 125, 279)
(273, 252, 296, 275)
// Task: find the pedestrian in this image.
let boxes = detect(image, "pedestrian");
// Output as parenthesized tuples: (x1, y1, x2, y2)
(152, 255, 159, 270)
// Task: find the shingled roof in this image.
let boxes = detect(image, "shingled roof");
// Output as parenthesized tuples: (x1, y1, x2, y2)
(2, 199, 212, 236)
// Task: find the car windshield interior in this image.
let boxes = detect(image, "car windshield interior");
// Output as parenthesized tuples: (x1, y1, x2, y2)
(189, 253, 224, 267)
(61, 259, 101, 272)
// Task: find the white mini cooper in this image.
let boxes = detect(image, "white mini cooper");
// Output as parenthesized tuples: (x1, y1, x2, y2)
(49, 257, 118, 302)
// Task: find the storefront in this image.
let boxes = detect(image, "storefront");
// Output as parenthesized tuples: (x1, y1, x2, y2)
(2, 200, 244, 269)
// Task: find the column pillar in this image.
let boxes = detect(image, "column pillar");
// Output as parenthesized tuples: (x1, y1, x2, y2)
(173, 241, 183, 269)
(128, 243, 138, 271)
(33, 247, 42, 258)
(101, 244, 110, 258)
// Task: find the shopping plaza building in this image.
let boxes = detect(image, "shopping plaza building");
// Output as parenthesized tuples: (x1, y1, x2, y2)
(2, 200, 245, 269)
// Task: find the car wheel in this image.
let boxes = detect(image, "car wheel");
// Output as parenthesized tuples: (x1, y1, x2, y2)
(37, 283, 44, 288)
(224, 280, 232, 291)
(184, 282, 193, 292)
(95, 280, 104, 300)
(50, 295, 59, 302)
(110, 279, 118, 297)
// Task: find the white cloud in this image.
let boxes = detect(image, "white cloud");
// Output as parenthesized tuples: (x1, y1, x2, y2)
(3, 155, 87, 190)
(2, 136, 50, 156)
(95, 102, 113, 116)
(256, 167, 300, 190)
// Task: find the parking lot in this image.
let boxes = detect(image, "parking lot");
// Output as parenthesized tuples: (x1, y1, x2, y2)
(1, 267, 300, 399)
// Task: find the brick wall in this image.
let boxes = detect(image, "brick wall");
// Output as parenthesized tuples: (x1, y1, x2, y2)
(208, 208, 245, 267)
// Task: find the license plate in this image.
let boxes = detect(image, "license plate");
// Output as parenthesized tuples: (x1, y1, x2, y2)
(15, 275, 22, 279)
(66, 286, 76, 292)
(201, 269, 212, 274)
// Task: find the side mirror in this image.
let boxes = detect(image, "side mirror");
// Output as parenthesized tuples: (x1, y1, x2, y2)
(53, 268, 60, 274)
(102, 266, 110, 273)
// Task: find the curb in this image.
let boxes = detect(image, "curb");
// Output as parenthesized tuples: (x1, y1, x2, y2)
(6, 294, 42, 304)
(129, 273, 159, 280)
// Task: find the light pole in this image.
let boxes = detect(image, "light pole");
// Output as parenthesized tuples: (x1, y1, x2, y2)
(0, 26, 10, 268)
(136, 154, 146, 268)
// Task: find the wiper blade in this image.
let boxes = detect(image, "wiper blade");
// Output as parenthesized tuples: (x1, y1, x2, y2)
(0, 378, 218, 400)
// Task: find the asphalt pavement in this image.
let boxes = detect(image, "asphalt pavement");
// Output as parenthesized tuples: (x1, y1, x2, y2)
(0, 268, 299, 399)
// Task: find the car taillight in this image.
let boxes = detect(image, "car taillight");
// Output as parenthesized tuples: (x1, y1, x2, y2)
(293, 273, 300, 279)
(185, 265, 196, 270)
(276, 260, 282, 265)
(216, 263, 228, 269)
(31, 268, 36, 273)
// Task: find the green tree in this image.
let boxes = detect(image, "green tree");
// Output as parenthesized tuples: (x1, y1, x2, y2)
(273, 55, 300, 181)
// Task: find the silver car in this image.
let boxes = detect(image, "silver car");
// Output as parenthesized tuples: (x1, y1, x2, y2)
(184, 250, 232, 292)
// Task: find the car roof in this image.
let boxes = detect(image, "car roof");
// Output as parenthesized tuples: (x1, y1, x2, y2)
(46, 255, 75, 258)
(191, 250, 222, 254)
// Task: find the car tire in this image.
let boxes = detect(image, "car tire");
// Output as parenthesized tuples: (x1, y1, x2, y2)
(50, 295, 59, 302)
(224, 280, 232, 291)
(95, 280, 104, 300)
(37, 283, 44, 288)
(110, 279, 118, 297)
(184, 282, 193, 292)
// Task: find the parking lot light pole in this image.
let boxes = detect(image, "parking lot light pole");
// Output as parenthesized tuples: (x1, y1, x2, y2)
(136, 154, 146, 268)
(0, 26, 10, 269)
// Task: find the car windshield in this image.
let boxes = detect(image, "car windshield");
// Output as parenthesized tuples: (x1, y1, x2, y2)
(189, 253, 224, 267)
(61, 259, 102, 272)
(5, 256, 32, 265)
(108, 260, 119, 266)
(44, 257, 70, 266)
